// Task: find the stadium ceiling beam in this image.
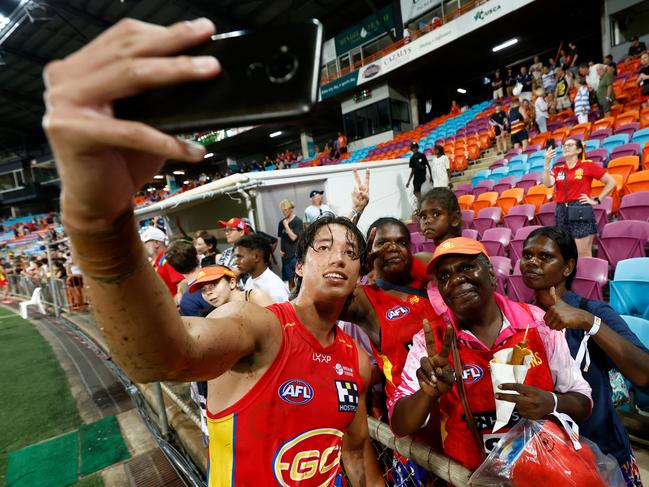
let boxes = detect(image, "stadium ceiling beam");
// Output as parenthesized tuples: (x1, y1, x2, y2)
(1, 45, 50, 66)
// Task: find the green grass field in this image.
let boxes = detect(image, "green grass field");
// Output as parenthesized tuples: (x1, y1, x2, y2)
(0, 308, 82, 486)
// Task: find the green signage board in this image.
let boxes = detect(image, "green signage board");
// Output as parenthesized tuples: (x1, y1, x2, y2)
(334, 5, 395, 54)
(320, 71, 360, 100)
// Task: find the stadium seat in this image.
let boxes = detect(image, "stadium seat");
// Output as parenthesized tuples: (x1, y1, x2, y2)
(458, 194, 476, 211)
(537, 202, 557, 226)
(551, 127, 571, 145)
(490, 256, 512, 296)
(606, 156, 639, 188)
(509, 154, 528, 165)
(472, 191, 499, 213)
(504, 148, 522, 160)
(571, 257, 609, 301)
(494, 176, 518, 195)
(490, 166, 510, 181)
(508, 162, 530, 179)
(615, 122, 641, 139)
(473, 179, 495, 197)
(620, 315, 649, 412)
(618, 191, 649, 221)
(410, 231, 425, 253)
(602, 134, 630, 154)
(610, 143, 642, 161)
(471, 169, 492, 187)
(586, 148, 609, 167)
(509, 225, 543, 263)
(504, 204, 536, 234)
(461, 209, 474, 229)
(496, 188, 525, 216)
(19, 288, 45, 319)
(462, 228, 479, 239)
(589, 128, 614, 143)
(569, 122, 592, 139)
(530, 132, 551, 147)
(631, 128, 649, 150)
(420, 240, 436, 253)
(507, 260, 534, 303)
(591, 173, 623, 213)
(524, 184, 554, 212)
(614, 110, 640, 130)
(473, 206, 502, 237)
(593, 197, 613, 234)
(598, 220, 649, 271)
(592, 117, 615, 132)
(481, 227, 512, 257)
(583, 139, 601, 151)
(407, 221, 419, 233)
(516, 173, 542, 193)
(489, 158, 507, 170)
(527, 150, 546, 166)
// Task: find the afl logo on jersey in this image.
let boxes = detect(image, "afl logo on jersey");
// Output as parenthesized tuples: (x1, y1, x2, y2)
(273, 428, 344, 486)
(386, 305, 410, 321)
(462, 364, 483, 384)
(278, 379, 314, 405)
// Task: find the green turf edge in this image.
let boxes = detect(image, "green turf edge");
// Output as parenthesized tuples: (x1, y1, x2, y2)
(78, 416, 130, 477)
(71, 473, 105, 487)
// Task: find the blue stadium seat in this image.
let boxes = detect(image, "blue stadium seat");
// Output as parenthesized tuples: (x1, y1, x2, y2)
(620, 315, 649, 412)
(583, 139, 601, 151)
(632, 128, 649, 152)
(602, 134, 630, 154)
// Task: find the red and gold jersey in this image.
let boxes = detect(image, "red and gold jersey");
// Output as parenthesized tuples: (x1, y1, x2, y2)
(206, 301, 362, 487)
(362, 283, 435, 401)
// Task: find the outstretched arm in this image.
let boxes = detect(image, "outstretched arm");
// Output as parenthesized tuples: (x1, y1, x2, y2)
(43, 18, 279, 383)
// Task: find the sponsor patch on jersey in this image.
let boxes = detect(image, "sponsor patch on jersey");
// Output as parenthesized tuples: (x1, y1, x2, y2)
(386, 305, 410, 321)
(312, 352, 332, 363)
(335, 380, 359, 413)
(461, 363, 483, 384)
(334, 363, 355, 377)
(278, 379, 314, 405)
(273, 428, 344, 486)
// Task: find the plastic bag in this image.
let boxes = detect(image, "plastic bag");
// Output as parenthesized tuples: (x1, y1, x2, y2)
(468, 419, 625, 487)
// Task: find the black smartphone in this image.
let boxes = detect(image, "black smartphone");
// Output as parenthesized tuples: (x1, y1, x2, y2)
(547, 138, 556, 149)
(114, 20, 323, 133)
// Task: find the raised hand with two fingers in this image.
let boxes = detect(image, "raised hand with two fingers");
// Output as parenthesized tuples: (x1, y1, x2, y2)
(416, 320, 456, 398)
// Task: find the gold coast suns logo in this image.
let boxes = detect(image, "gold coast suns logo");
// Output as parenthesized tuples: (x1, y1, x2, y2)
(273, 428, 344, 486)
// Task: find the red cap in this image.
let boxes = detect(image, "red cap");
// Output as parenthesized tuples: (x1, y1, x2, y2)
(426, 237, 488, 274)
(217, 217, 250, 233)
(188, 266, 237, 293)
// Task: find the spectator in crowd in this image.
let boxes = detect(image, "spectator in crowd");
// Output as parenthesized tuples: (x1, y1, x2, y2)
(0, 259, 10, 304)
(548, 56, 558, 72)
(542, 140, 616, 257)
(628, 35, 647, 58)
(140, 226, 184, 297)
(390, 237, 592, 471)
(429, 145, 451, 188)
(491, 69, 504, 99)
(639, 52, 649, 108)
(333, 131, 348, 159)
(555, 67, 571, 111)
(403, 25, 411, 43)
(516, 65, 534, 101)
(535, 88, 549, 133)
(304, 189, 334, 227)
(567, 40, 579, 68)
(449, 100, 460, 115)
(508, 99, 529, 150)
(596, 63, 614, 116)
(521, 227, 649, 486)
(575, 63, 590, 85)
(505, 66, 516, 96)
(406, 142, 433, 200)
(541, 64, 556, 94)
(521, 98, 535, 132)
(604, 54, 617, 75)
(234, 233, 289, 302)
(277, 199, 303, 290)
(216, 217, 251, 268)
(574, 78, 591, 124)
(530, 55, 544, 88)
(193, 230, 219, 267)
(166, 239, 213, 317)
(489, 101, 509, 154)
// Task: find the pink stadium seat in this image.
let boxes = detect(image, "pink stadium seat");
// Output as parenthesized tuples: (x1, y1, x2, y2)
(481, 227, 513, 257)
(571, 257, 609, 301)
(504, 204, 536, 234)
(516, 173, 542, 194)
(508, 260, 534, 303)
(473, 207, 502, 238)
(461, 209, 474, 229)
(598, 220, 649, 271)
(618, 192, 649, 221)
(537, 202, 557, 226)
(490, 255, 512, 296)
(593, 197, 612, 234)
(462, 228, 479, 239)
(493, 176, 517, 195)
(473, 180, 495, 197)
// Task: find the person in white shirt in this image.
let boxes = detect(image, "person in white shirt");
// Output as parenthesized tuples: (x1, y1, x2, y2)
(428, 145, 451, 188)
(234, 233, 289, 302)
(303, 189, 335, 227)
(534, 88, 549, 133)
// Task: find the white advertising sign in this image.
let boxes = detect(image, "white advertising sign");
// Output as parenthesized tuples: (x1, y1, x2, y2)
(400, 0, 442, 24)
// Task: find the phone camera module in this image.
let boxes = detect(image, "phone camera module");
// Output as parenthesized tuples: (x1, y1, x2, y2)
(266, 46, 299, 84)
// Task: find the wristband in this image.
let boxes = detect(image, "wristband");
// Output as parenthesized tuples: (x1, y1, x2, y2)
(588, 315, 601, 336)
(551, 392, 559, 414)
(574, 315, 602, 372)
(593, 197, 601, 204)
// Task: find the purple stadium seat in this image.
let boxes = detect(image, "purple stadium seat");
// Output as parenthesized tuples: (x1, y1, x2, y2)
(614, 122, 641, 139)
(504, 148, 522, 160)
(598, 220, 649, 271)
(407, 221, 419, 233)
(494, 176, 517, 195)
(593, 196, 612, 234)
(473, 180, 495, 197)
(504, 204, 536, 234)
(586, 149, 609, 167)
(490, 255, 512, 296)
(489, 159, 507, 170)
(410, 231, 425, 253)
(473, 207, 502, 237)
(482, 227, 513, 257)
(509, 225, 543, 263)
(461, 209, 474, 229)
(571, 256, 609, 301)
(420, 240, 437, 253)
(589, 128, 613, 143)
(537, 202, 557, 227)
(610, 143, 642, 160)
(516, 173, 542, 193)
(522, 144, 542, 156)
(462, 228, 479, 240)
(618, 192, 649, 222)
(508, 260, 535, 303)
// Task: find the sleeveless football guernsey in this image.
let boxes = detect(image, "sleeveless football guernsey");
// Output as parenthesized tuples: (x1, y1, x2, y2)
(206, 301, 363, 486)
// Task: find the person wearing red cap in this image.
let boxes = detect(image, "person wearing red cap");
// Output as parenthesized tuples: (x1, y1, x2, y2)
(390, 237, 592, 472)
(216, 217, 250, 269)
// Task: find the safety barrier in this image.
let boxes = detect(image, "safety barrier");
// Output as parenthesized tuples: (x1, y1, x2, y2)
(7, 274, 88, 313)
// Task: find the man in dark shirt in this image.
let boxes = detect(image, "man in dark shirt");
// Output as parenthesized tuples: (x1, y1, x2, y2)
(628, 36, 647, 58)
(489, 102, 509, 154)
(516, 65, 533, 101)
(567, 41, 579, 68)
(505, 66, 516, 96)
(165, 239, 213, 317)
(277, 199, 304, 290)
(405, 142, 432, 200)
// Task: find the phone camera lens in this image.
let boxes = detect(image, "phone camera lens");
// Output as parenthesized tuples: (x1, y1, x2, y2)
(266, 46, 299, 84)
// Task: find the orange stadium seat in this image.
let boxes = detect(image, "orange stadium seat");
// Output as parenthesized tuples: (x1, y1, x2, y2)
(610, 104, 625, 118)
(530, 132, 551, 147)
(592, 174, 623, 213)
(458, 194, 475, 211)
(569, 122, 592, 139)
(472, 191, 498, 213)
(624, 170, 649, 194)
(592, 117, 615, 132)
(551, 127, 571, 145)
(524, 184, 554, 212)
(640, 107, 649, 128)
(467, 144, 480, 161)
(607, 156, 639, 190)
(478, 133, 492, 150)
(496, 188, 525, 216)
(615, 110, 640, 130)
